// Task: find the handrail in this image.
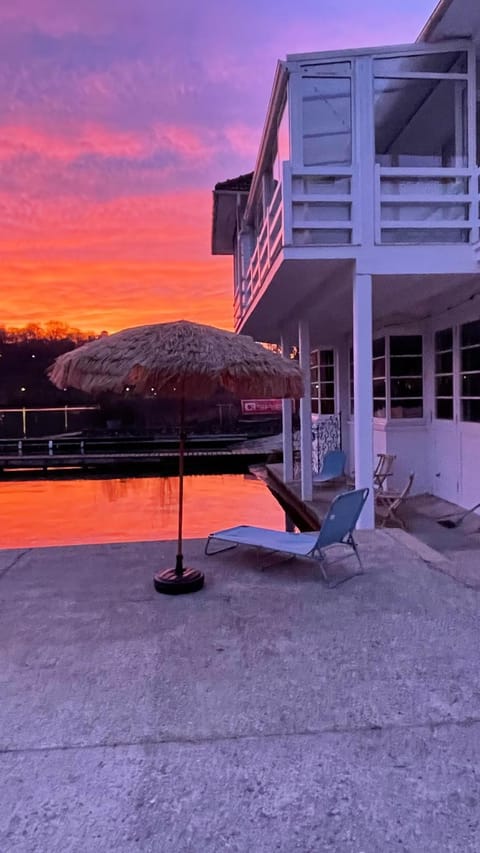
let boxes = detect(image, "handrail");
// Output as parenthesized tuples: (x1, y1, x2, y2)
(242, 162, 356, 320)
(1, 434, 253, 457)
(375, 164, 477, 244)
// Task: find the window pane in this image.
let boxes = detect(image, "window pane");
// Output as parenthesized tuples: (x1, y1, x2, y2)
(302, 77, 351, 166)
(321, 399, 335, 415)
(373, 338, 385, 358)
(462, 374, 480, 397)
(373, 357, 386, 378)
(435, 351, 453, 374)
(390, 356, 423, 377)
(373, 379, 386, 397)
(374, 52, 467, 76)
(375, 78, 467, 168)
(462, 399, 480, 422)
(311, 399, 319, 414)
(301, 61, 351, 76)
(391, 399, 423, 418)
(435, 328, 453, 351)
(391, 378, 423, 398)
(277, 98, 290, 171)
(373, 399, 386, 417)
(319, 350, 334, 366)
(319, 365, 334, 382)
(461, 321, 480, 348)
(461, 347, 480, 372)
(436, 399, 453, 420)
(320, 382, 335, 399)
(390, 335, 423, 356)
(436, 376, 453, 397)
(310, 350, 319, 366)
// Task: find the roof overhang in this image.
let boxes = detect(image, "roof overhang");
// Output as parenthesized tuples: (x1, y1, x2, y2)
(211, 173, 253, 255)
(418, 0, 480, 48)
(244, 61, 288, 223)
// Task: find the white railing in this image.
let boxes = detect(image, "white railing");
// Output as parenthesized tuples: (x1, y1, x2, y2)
(375, 165, 478, 245)
(286, 164, 356, 248)
(242, 179, 283, 312)
(238, 162, 356, 324)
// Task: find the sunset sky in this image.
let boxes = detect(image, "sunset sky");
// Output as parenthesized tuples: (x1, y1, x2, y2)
(2, 0, 434, 334)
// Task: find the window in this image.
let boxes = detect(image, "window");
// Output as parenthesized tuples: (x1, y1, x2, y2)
(275, 98, 290, 183)
(373, 49, 472, 246)
(435, 328, 453, 420)
(311, 349, 335, 414)
(302, 76, 352, 167)
(374, 77, 468, 169)
(349, 347, 354, 415)
(310, 350, 319, 414)
(350, 339, 386, 417)
(390, 335, 423, 418)
(461, 320, 480, 422)
(373, 338, 386, 417)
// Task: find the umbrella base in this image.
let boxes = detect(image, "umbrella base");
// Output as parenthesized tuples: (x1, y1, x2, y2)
(153, 567, 204, 595)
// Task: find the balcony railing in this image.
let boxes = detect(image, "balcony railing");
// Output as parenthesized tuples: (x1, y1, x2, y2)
(235, 161, 480, 326)
(237, 162, 357, 320)
(287, 164, 356, 248)
(375, 165, 478, 245)
(236, 179, 283, 320)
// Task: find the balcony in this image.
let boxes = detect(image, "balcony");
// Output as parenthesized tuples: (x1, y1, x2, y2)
(232, 42, 479, 326)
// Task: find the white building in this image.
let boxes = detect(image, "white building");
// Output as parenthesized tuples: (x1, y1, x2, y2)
(212, 0, 480, 527)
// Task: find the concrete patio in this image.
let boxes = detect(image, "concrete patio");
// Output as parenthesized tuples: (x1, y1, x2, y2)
(1, 531, 480, 852)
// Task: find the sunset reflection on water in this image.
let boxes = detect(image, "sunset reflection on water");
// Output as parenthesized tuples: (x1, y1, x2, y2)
(0, 474, 284, 549)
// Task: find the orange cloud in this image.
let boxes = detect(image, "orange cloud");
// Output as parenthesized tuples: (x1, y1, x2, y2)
(0, 188, 235, 332)
(0, 257, 233, 332)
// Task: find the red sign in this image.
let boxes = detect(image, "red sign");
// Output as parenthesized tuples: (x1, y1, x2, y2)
(241, 399, 283, 415)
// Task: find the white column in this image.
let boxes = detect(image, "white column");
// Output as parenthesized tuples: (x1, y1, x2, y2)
(280, 333, 293, 483)
(298, 318, 312, 501)
(353, 272, 375, 528)
(336, 337, 352, 475)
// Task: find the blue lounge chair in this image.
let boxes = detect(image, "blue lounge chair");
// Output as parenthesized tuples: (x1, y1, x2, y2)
(205, 488, 369, 586)
(313, 449, 346, 485)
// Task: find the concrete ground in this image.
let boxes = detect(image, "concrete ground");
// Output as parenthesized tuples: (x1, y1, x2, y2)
(1, 532, 480, 853)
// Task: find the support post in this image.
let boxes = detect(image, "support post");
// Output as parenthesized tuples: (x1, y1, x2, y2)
(298, 319, 312, 501)
(353, 272, 374, 528)
(280, 332, 293, 484)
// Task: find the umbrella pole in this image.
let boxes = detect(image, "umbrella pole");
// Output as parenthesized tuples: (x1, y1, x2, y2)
(153, 394, 205, 595)
(175, 396, 185, 575)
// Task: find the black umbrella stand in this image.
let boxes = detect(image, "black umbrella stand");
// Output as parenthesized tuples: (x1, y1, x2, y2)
(153, 395, 205, 595)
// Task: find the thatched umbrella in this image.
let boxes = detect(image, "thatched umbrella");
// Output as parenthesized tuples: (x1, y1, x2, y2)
(48, 320, 304, 594)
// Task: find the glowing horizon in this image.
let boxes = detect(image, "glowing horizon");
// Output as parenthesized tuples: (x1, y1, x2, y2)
(2, 0, 434, 334)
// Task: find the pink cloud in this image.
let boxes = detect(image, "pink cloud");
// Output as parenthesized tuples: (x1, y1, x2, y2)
(0, 121, 213, 163)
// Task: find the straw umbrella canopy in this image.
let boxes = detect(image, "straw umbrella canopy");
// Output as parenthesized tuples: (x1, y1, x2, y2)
(48, 320, 304, 593)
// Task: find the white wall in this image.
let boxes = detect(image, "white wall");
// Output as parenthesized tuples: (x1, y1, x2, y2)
(460, 426, 480, 508)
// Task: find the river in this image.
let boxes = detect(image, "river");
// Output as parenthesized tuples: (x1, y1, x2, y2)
(0, 473, 284, 549)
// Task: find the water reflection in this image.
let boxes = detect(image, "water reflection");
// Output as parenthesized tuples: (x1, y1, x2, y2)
(0, 474, 284, 549)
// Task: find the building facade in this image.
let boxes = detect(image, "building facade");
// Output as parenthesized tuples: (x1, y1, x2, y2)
(212, 0, 480, 526)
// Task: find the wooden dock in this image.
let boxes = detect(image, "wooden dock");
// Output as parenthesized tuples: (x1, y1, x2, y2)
(0, 434, 280, 476)
(262, 463, 347, 532)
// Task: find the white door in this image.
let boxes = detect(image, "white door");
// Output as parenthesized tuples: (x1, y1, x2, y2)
(457, 318, 480, 509)
(431, 326, 459, 503)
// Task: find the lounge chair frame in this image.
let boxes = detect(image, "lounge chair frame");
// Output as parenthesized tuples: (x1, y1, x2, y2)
(205, 488, 369, 587)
